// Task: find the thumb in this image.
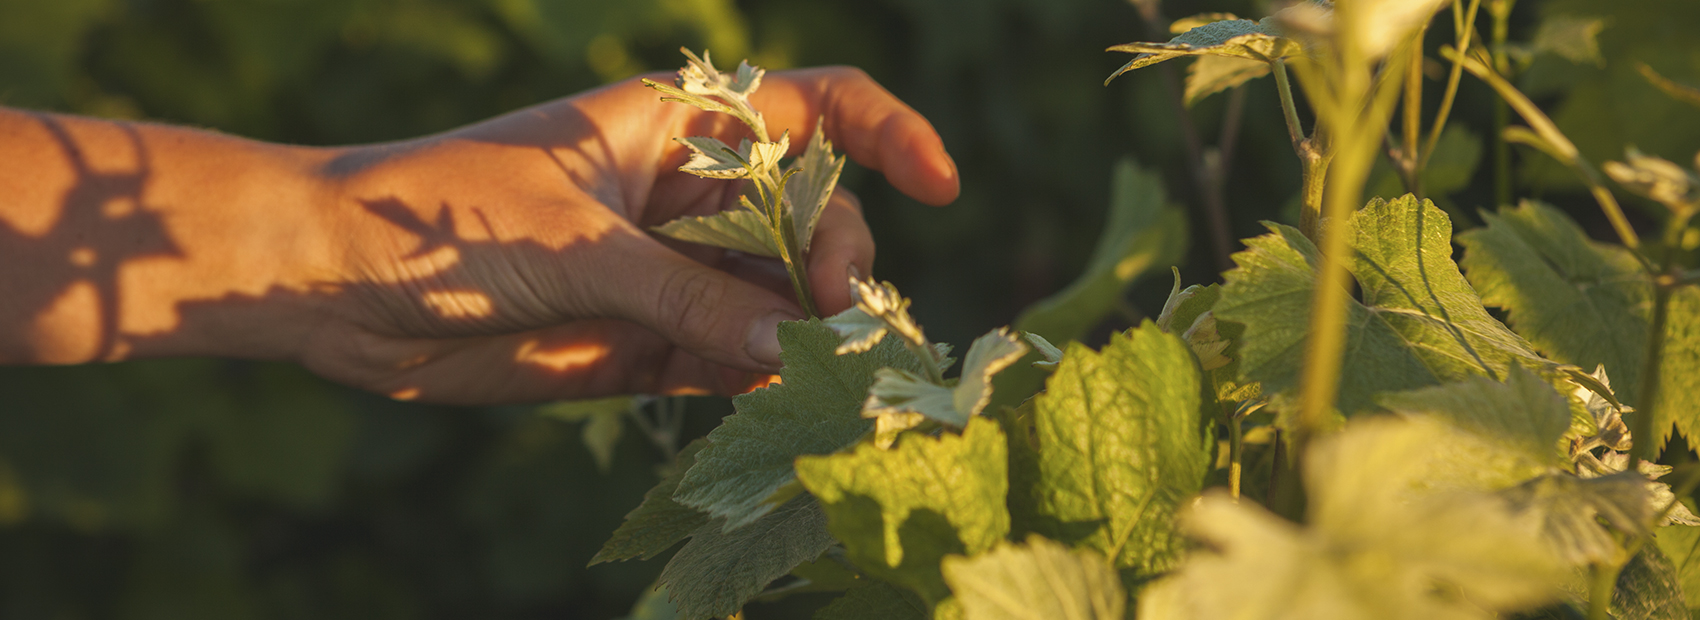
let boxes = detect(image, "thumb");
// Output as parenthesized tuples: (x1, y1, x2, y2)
(600, 234, 803, 373)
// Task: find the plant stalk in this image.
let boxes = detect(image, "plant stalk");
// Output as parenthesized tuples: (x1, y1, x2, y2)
(1587, 560, 1623, 620)
(1399, 23, 1428, 197)
(1228, 416, 1244, 501)
(1489, 0, 1515, 207)
(1421, 0, 1482, 169)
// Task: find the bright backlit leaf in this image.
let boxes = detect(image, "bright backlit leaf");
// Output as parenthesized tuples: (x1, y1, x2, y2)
(1014, 158, 1186, 345)
(658, 495, 835, 620)
(1142, 417, 1567, 620)
(795, 417, 1009, 606)
(1029, 323, 1211, 578)
(1603, 148, 1700, 214)
(784, 119, 847, 254)
(592, 440, 711, 564)
(643, 48, 766, 135)
(827, 279, 929, 354)
(941, 535, 1125, 620)
(672, 320, 927, 531)
(1216, 195, 1550, 415)
(1346, 0, 1448, 60)
(1185, 55, 1270, 106)
(1106, 18, 1301, 85)
(652, 209, 781, 258)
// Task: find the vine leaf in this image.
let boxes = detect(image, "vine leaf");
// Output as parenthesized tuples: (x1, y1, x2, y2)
(1611, 544, 1690, 620)
(657, 495, 835, 620)
(672, 320, 927, 531)
(1377, 367, 1571, 469)
(1603, 148, 1699, 214)
(1215, 195, 1550, 415)
(864, 328, 1028, 427)
(1528, 15, 1608, 67)
(940, 535, 1126, 620)
(1652, 525, 1700, 613)
(826, 279, 928, 354)
(813, 581, 928, 620)
(1140, 417, 1567, 620)
(642, 48, 766, 133)
(795, 417, 1009, 607)
(538, 395, 639, 473)
(784, 119, 847, 254)
(1029, 323, 1212, 579)
(592, 439, 711, 565)
(1458, 200, 1700, 452)
(1185, 56, 1269, 106)
(1014, 158, 1185, 345)
(652, 209, 781, 258)
(1500, 472, 1651, 567)
(673, 136, 752, 179)
(1105, 18, 1301, 85)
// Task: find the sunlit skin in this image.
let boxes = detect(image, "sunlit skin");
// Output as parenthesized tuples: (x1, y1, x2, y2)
(0, 67, 960, 404)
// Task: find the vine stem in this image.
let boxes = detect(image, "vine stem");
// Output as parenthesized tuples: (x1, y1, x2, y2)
(1228, 416, 1244, 501)
(1275, 60, 1331, 241)
(1489, 0, 1516, 207)
(1588, 560, 1624, 620)
(1421, 0, 1482, 169)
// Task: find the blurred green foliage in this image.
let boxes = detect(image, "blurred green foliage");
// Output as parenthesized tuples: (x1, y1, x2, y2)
(0, 0, 1696, 618)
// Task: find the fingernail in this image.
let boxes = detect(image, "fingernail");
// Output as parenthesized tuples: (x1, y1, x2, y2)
(744, 311, 797, 369)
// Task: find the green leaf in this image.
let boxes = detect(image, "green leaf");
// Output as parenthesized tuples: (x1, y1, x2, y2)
(592, 440, 711, 564)
(1141, 416, 1568, 620)
(673, 320, 927, 531)
(826, 279, 929, 354)
(652, 209, 781, 258)
(537, 396, 635, 422)
(1377, 367, 1572, 468)
(1029, 323, 1212, 578)
(940, 535, 1126, 620)
(1105, 18, 1300, 84)
(1216, 195, 1549, 415)
(1652, 525, 1700, 613)
(1613, 543, 1690, 620)
(795, 417, 1010, 606)
(1530, 15, 1607, 67)
(658, 495, 836, 620)
(813, 581, 928, 620)
(1500, 472, 1652, 567)
(1014, 158, 1186, 345)
(582, 410, 623, 473)
(864, 328, 1028, 427)
(1184, 55, 1269, 106)
(672, 136, 751, 180)
(642, 48, 767, 134)
(1661, 287, 1700, 451)
(785, 118, 847, 254)
(1457, 201, 1700, 452)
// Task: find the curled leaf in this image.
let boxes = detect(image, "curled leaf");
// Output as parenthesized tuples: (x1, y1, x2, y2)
(643, 48, 768, 137)
(1022, 332, 1063, 370)
(1106, 18, 1301, 85)
(1604, 147, 1700, 215)
(674, 136, 751, 179)
(863, 328, 1029, 428)
(827, 278, 928, 354)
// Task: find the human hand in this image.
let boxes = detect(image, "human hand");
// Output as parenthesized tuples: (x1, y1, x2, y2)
(298, 67, 959, 404)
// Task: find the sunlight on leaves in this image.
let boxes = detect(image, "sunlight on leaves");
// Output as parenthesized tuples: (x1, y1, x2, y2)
(1105, 18, 1301, 85)
(783, 119, 846, 254)
(673, 136, 751, 180)
(1603, 148, 1700, 215)
(1141, 417, 1567, 620)
(1377, 367, 1571, 470)
(672, 321, 927, 531)
(827, 278, 928, 354)
(941, 535, 1125, 620)
(1030, 324, 1211, 578)
(795, 418, 1009, 607)
(652, 210, 781, 258)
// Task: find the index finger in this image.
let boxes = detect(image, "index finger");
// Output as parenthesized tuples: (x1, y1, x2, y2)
(752, 67, 960, 207)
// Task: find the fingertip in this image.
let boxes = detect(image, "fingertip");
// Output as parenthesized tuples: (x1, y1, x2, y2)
(883, 115, 960, 207)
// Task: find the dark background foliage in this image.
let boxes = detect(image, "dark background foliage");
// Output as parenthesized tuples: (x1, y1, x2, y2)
(0, 0, 1695, 617)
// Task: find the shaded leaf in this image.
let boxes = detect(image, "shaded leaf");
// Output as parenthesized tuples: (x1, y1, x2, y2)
(1501, 472, 1651, 566)
(1613, 543, 1690, 620)
(1216, 195, 1549, 415)
(1106, 18, 1300, 85)
(1030, 324, 1211, 578)
(593, 440, 711, 564)
(652, 209, 780, 258)
(1652, 525, 1700, 612)
(941, 535, 1125, 620)
(673, 321, 927, 531)
(658, 495, 835, 620)
(582, 410, 623, 473)
(1014, 158, 1186, 345)
(795, 417, 1009, 606)
(1531, 15, 1607, 67)
(812, 580, 928, 620)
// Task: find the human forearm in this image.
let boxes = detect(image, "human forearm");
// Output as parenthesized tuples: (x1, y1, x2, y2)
(0, 108, 342, 363)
